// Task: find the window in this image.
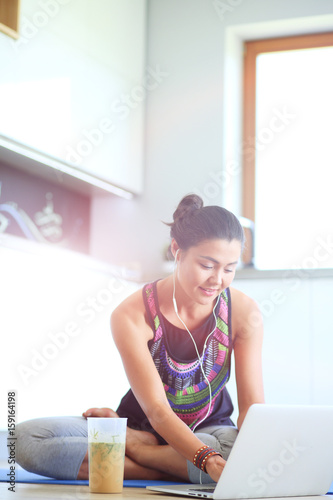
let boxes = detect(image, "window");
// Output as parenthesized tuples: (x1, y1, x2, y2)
(243, 33, 333, 270)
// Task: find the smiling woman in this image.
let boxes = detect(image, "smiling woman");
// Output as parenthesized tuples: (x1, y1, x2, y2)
(15, 194, 265, 485)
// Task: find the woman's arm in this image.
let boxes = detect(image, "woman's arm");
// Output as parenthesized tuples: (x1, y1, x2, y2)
(110, 290, 225, 481)
(230, 287, 265, 429)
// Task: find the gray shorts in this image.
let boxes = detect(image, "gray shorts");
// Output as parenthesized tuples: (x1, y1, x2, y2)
(15, 416, 238, 483)
(15, 417, 88, 480)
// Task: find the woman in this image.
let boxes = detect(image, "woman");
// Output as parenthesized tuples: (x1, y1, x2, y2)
(16, 194, 264, 484)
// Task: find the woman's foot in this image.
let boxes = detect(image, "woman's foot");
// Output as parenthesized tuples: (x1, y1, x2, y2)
(126, 426, 159, 455)
(124, 456, 179, 480)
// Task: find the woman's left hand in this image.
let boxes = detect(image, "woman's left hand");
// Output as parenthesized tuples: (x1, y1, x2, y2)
(82, 407, 119, 418)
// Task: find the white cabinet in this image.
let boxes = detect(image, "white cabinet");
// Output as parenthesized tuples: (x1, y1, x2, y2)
(0, 0, 146, 195)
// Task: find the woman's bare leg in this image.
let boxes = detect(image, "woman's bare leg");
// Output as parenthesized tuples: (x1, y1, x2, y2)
(78, 427, 160, 479)
(77, 451, 178, 480)
(125, 427, 189, 481)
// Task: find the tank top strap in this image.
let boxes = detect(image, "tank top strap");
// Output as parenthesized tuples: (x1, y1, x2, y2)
(142, 281, 163, 342)
(215, 287, 232, 347)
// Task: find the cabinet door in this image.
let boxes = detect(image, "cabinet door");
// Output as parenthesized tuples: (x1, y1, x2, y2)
(0, 0, 146, 194)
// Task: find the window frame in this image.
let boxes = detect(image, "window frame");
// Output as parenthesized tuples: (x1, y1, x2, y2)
(0, 0, 20, 39)
(242, 31, 333, 223)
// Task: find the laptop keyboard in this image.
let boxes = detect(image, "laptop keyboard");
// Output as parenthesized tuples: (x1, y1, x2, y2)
(188, 486, 215, 493)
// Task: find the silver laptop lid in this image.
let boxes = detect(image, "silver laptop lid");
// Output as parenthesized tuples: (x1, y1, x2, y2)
(214, 404, 333, 499)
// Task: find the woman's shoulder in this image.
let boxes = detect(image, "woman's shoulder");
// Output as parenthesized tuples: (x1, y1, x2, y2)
(229, 286, 258, 310)
(111, 280, 162, 323)
(111, 286, 146, 325)
(229, 286, 263, 338)
(112, 288, 144, 315)
(111, 285, 155, 341)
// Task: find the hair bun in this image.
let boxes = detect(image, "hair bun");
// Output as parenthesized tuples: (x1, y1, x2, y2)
(167, 193, 244, 251)
(173, 194, 203, 223)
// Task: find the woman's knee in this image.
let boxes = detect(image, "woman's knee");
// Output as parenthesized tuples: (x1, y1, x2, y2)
(15, 417, 82, 468)
(15, 420, 39, 471)
(210, 426, 238, 459)
(193, 431, 218, 450)
(15, 416, 88, 479)
(195, 425, 238, 460)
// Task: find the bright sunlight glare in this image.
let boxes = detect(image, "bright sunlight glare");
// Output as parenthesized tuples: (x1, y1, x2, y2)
(254, 46, 333, 270)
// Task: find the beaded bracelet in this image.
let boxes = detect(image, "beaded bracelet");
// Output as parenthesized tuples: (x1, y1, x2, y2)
(193, 445, 209, 468)
(193, 446, 223, 472)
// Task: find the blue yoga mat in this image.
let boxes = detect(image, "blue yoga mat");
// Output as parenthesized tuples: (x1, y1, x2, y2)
(0, 467, 187, 487)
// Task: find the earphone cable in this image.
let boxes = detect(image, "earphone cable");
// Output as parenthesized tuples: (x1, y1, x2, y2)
(172, 264, 219, 431)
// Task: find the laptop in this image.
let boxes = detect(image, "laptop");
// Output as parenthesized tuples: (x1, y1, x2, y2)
(147, 404, 333, 499)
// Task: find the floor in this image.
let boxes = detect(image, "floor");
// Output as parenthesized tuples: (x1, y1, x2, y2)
(0, 481, 176, 499)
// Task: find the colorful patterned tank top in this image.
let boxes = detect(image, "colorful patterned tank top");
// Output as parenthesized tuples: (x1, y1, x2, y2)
(144, 281, 232, 431)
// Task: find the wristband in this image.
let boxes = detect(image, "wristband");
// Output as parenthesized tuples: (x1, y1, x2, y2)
(193, 445, 209, 468)
(193, 446, 223, 472)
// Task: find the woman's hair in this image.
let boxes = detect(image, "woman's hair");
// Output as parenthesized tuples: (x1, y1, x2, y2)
(167, 194, 245, 251)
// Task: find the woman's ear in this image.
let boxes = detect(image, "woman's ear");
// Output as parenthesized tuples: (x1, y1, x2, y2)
(170, 239, 180, 259)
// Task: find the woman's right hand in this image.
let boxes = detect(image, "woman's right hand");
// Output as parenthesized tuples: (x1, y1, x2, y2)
(82, 407, 119, 418)
(205, 454, 227, 483)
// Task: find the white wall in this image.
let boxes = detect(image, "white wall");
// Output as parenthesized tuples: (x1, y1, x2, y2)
(227, 274, 333, 422)
(90, 0, 333, 280)
(0, 240, 138, 430)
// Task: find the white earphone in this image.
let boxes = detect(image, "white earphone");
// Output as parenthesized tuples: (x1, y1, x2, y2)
(173, 249, 180, 313)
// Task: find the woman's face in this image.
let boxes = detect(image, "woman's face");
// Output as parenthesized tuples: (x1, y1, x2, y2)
(175, 238, 241, 306)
